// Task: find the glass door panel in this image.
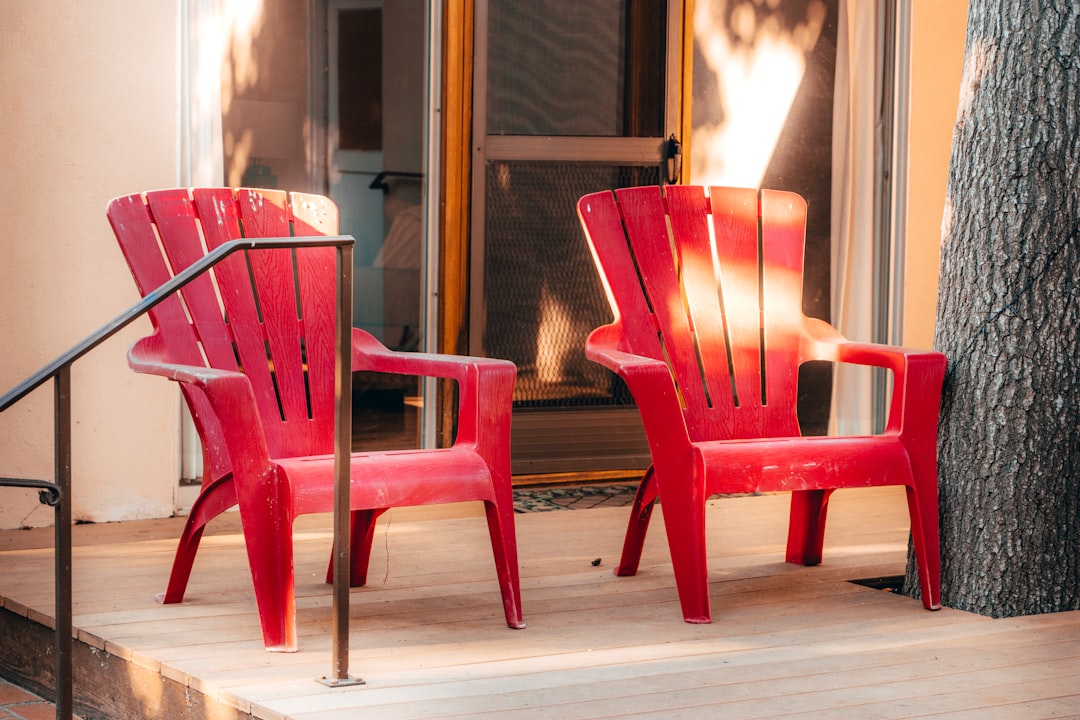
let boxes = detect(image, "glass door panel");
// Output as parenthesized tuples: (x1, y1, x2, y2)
(472, 0, 679, 475)
(329, 0, 424, 352)
(482, 162, 656, 408)
(327, 0, 427, 450)
(485, 0, 663, 138)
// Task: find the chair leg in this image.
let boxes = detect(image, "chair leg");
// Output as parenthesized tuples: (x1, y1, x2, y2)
(159, 524, 206, 605)
(615, 466, 658, 577)
(786, 489, 834, 566)
(238, 473, 297, 652)
(158, 474, 237, 604)
(904, 483, 941, 610)
(484, 497, 526, 629)
(657, 471, 711, 624)
(325, 509, 385, 587)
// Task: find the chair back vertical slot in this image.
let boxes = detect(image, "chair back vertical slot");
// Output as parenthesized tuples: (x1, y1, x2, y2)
(235, 190, 315, 442)
(704, 186, 765, 438)
(615, 187, 713, 433)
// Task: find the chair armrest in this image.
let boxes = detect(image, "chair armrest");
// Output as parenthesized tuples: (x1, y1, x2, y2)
(802, 318, 946, 435)
(129, 334, 236, 385)
(351, 328, 514, 383)
(128, 334, 273, 471)
(803, 318, 915, 371)
(585, 325, 670, 380)
(585, 325, 692, 452)
(350, 328, 516, 452)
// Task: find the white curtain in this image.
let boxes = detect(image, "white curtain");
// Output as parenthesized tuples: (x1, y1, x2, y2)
(829, 0, 877, 436)
(180, 0, 225, 188)
(178, 0, 225, 484)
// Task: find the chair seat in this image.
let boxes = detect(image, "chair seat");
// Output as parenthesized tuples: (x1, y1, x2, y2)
(279, 446, 497, 515)
(695, 434, 913, 496)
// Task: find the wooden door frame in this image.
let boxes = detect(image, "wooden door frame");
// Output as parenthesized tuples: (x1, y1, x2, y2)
(436, 0, 474, 444)
(438, 0, 472, 360)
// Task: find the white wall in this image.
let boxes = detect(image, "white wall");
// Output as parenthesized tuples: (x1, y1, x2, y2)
(0, 1, 181, 527)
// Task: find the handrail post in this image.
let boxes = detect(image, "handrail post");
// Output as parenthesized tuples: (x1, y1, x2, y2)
(318, 243, 362, 687)
(54, 366, 73, 719)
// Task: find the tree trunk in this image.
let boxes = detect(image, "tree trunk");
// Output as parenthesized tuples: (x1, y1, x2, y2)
(908, 0, 1080, 616)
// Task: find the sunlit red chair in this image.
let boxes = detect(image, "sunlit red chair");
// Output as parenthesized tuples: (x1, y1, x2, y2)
(576, 185, 946, 622)
(108, 188, 524, 651)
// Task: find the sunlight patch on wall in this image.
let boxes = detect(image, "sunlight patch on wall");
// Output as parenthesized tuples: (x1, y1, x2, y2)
(691, 0, 827, 188)
(222, 0, 266, 103)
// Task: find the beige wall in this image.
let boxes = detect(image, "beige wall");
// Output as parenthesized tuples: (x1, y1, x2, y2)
(0, 1, 180, 528)
(903, 1, 969, 349)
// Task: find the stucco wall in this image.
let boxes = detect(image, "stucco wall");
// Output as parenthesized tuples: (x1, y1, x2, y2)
(903, 2, 969, 349)
(0, 1, 180, 527)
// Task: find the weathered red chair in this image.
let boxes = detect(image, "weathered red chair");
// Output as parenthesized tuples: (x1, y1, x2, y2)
(108, 188, 523, 651)
(577, 185, 946, 622)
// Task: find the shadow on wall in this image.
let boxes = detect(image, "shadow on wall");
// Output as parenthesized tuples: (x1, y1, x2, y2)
(221, 0, 310, 191)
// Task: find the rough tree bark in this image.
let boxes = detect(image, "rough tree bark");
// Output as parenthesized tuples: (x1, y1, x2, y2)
(905, 0, 1080, 616)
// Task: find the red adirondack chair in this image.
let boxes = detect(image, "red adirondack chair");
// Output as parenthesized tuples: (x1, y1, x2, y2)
(107, 188, 524, 651)
(577, 185, 946, 623)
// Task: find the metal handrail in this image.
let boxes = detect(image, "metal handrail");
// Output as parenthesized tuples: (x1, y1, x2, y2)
(0, 235, 357, 717)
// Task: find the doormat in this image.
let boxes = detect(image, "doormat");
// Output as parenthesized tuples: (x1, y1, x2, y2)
(513, 484, 639, 513)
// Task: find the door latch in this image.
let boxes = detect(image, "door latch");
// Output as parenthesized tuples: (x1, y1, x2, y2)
(665, 134, 682, 185)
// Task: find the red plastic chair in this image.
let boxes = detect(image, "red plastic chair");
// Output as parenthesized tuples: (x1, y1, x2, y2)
(107, 188, 524, 651)
(577, 185, 946, 622)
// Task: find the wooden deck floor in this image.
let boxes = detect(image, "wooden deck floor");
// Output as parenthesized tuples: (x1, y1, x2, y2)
(2, 487, 1080, 719)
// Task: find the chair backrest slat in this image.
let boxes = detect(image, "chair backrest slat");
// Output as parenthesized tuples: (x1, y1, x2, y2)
(145, 189, 239, 371)
(110, 194, 206, 368)
(578, 188, 664, 361)
(290, 193, 340, 427)
(759, 189, 809, 430)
